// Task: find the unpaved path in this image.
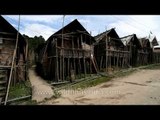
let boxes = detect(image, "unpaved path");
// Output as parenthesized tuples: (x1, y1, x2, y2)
(29, 69, 53, 102)
(41, 69, 160, 105)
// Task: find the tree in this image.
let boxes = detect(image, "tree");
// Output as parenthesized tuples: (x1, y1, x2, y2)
(23, 34, 45, 66)
(23, 34, 45, 52)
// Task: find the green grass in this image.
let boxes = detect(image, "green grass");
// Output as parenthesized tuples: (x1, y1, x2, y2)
(69, 76, 112, 89)
(19, 100, 38, 105)
(58, 63, 160, 90)
(62, 68, 137, 90)
(112, 69, 137, 78)
(139, 63, 160, 70)
(8, 80, 32, 105)
(56, 63, 160, 90)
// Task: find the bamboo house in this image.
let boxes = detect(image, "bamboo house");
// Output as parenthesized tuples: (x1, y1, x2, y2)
(37, 19, 98, 83)
(94, 28, 130, 72)
(0, 16, 28, 103)
(121, 34, 142, 67)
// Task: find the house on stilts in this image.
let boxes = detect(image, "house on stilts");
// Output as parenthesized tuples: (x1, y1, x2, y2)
(0, 16, 28, 103)
(94, 28, 130, 73)
(138, 37, 152, 65)
(121, 34, 142, 67)
(37, 19, 98, 83)
(147, 35, 160, 63)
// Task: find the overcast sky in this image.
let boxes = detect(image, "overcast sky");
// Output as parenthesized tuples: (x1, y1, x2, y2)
(2, 15, 160, 46)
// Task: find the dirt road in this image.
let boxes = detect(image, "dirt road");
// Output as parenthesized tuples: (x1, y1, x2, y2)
(29, 69, 53, 102)
(41, 69, 160, 105)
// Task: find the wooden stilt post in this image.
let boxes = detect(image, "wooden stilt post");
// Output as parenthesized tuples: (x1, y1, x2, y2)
(48, 58, 52, 80)
(109, 50, 111, 70)
(117, 50, 119, 69)
(122, 52, 124, 68)
(59, 51, 62, 81)
(55, 39, 59, 82)
(113, 51, 115, 68)
(106, 34, 108, 73)
(61, 15, 65, 81)
(90, 31, 92, 76)
(81, 34, 86, 77)
(72, 36, 76, 79)
(100, 56, 103, 71)
(77, 37, 81, 78)
(4, 15, 20, 105)
(130, 40, 132, 66)
(67, 57, 69, 81)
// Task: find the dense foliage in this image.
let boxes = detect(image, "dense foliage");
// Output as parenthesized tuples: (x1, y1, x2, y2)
(23, 34, 45, 52)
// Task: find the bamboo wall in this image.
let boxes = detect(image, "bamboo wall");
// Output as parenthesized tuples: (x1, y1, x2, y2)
(0, 35, 27, 86)
(40, 33, 97, 83)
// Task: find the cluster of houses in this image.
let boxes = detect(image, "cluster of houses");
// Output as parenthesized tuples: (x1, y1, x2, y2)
(0, 16, 160, 102)
(36, 19, 160, 83)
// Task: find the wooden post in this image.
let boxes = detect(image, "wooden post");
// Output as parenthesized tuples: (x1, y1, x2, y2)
(113, 51, 115, 68)
(4, 15, 20, 105)
(109, 50, 112, 70)
(62, 51, 64, 81)
(100, 56, 103, 71)
(61, 16, 65, 81)
(106, 34, 108, 73)
(122, 52, 123, 67)
(81, 34, 86, 77)
(25, 38, 28, 81)
(72, 36, 76, 79)
(129, 40, 132, 66)
(117, 50, 119, 68)
(55, 39, 59, 82)
(59, 49, 62, 81)
(79, 58, 82, 78)
(123, 52, 125, 68)
(64, 59, 66, 80)
(67, 57, 70, 81)
(49, 58, 52, 80)
(90, 31, 92, 76)
(77, 37, 81, 78)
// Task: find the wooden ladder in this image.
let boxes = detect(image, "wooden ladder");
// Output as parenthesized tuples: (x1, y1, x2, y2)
(0, 69, 8, 105)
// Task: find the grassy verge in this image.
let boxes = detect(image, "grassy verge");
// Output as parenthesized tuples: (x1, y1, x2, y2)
(63, 68, 137, 90)
(69, 76, 112, 89)
(8, 80, 33, 105)
(112, 68, 137, 78)
(139, 63, 160, 70)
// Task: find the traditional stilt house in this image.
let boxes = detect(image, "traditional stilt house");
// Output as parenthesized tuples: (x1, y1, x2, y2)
(121, 34, 142, 67)
(150, 36, 159, 47)
(139, 37, 152, 65)
(153, 46, 160, 63)
(148, 34, 159, 63)
(94, 28, 129, 73)
(0, 16, 28, 103)
(37, 19, 97, 83)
